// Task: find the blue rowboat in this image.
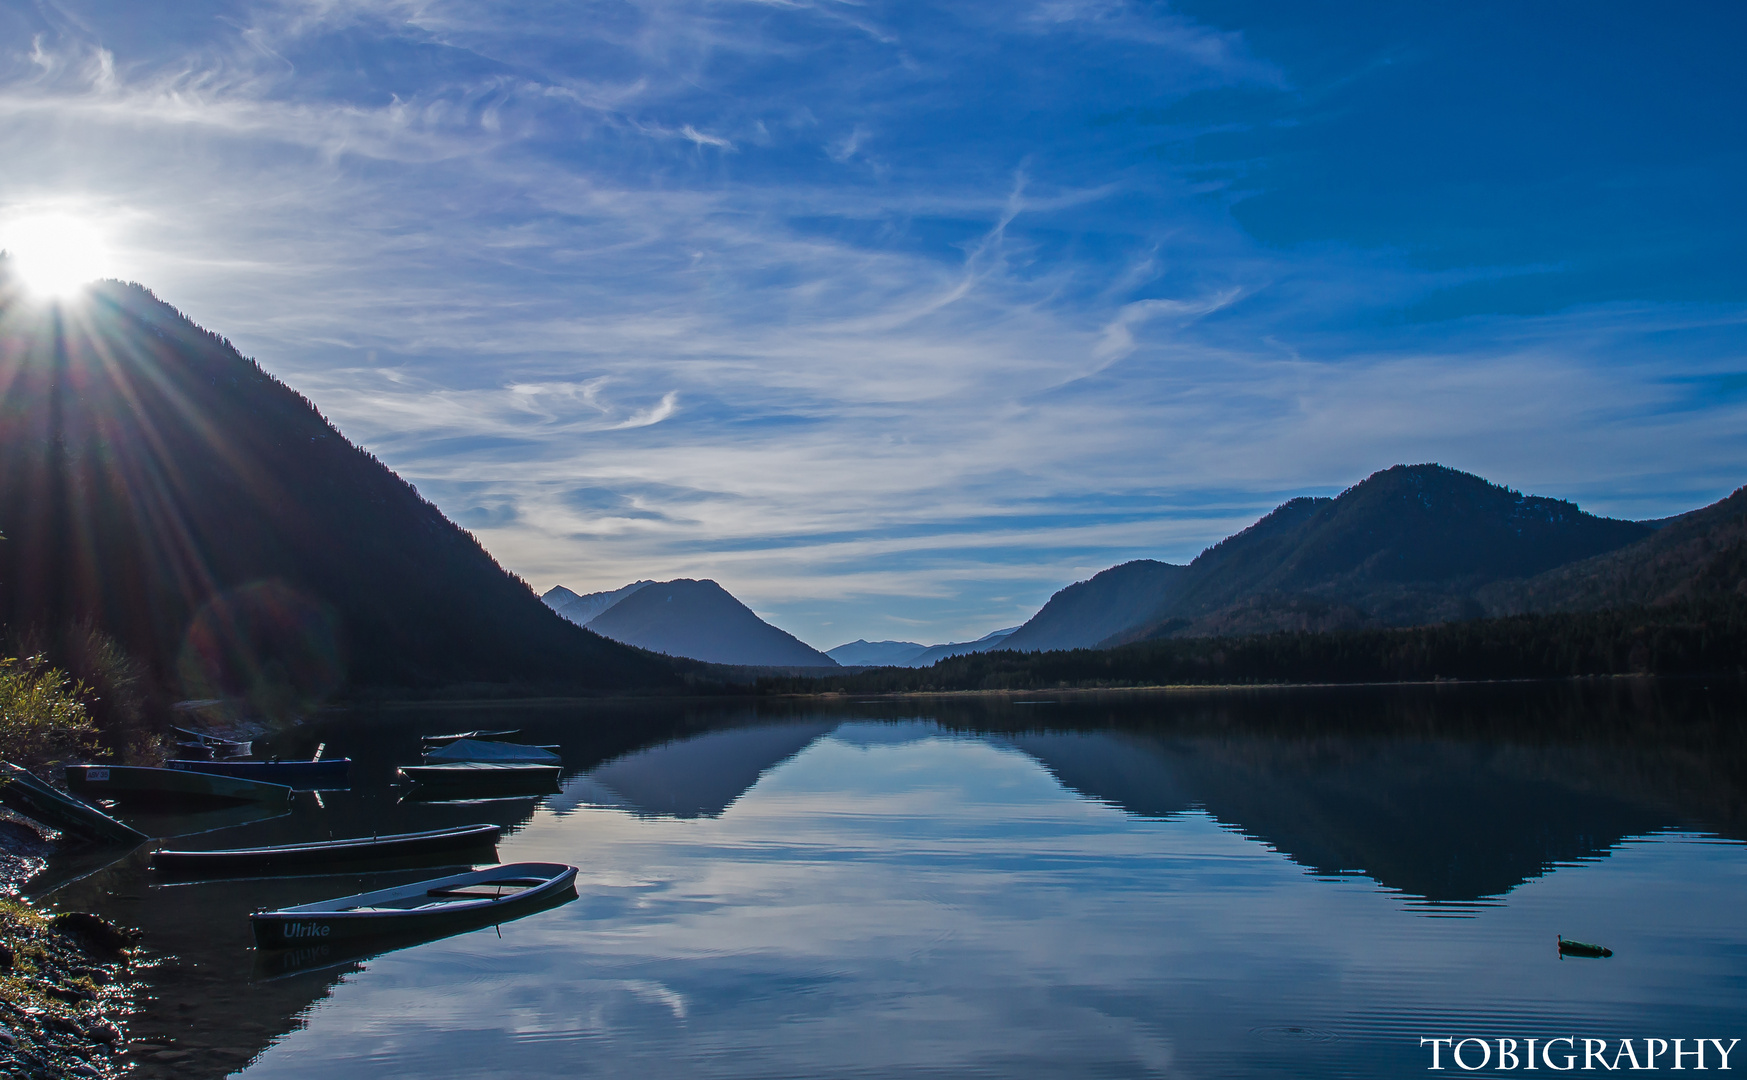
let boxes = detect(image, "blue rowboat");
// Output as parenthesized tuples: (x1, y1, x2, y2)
(166, 758, 352, 788)
(250, 862, 578, 949)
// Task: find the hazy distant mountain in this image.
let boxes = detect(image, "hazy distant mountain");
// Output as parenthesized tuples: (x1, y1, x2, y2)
(547, 578, 838, 667)
(826, 640, 930, 666)
(1001, 561, 1188, 652)
(543, 581, 653, 626)
(908, 627, 1020, 666)
(1480, 485, 1747, 614)
(0, 266, 677, 704)
(825, 628, 1018, 668)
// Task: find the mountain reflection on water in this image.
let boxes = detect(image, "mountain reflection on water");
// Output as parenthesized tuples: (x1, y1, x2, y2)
(33, 680, 1747, 1079)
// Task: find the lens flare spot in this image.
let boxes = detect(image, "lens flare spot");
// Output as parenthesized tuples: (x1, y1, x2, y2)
(1, 211, 112, 299)
(178, 581, 344, 726)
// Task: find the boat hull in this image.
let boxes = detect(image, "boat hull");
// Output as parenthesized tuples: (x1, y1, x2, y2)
(166, 758, 352, 788)
(421, 739, 559, 764)
(398, 763, 562, 795)
(66, 764, 293, 808)
(250, 862, 578, 949)
(152, 823, 501, 875)
(0, 763, 147, 845)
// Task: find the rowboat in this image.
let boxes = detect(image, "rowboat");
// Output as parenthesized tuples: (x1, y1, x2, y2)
(421, 739, 559, 764)
(251, 875, 578, 979)
(166, 758, 352, 788)
(0, 762, 147, 845)
(421, 728, 522, 747)
(1557, 935, 1613, 958)
(398, 762, 562, 795)
(171, 726, 254, 761)
(250, 862, 579, 949)
(66, 764, 292, 808)
(152, 823, 501, 875)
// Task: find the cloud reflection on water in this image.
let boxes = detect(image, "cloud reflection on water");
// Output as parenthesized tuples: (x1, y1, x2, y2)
(236, 716, 1747, 1080)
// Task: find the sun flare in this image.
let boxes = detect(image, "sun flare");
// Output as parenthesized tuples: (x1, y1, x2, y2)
(1, 212, 112, 299)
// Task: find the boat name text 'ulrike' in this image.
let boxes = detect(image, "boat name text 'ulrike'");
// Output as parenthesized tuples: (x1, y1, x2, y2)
(283, 923, 332, 939)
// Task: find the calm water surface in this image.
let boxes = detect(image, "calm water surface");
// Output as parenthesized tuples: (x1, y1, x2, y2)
(37, 683, 1747, 1078)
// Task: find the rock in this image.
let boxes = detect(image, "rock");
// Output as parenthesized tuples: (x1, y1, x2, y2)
(83, 1020, 121, 1045)
(0, 943, 12, 970)
(48, 912, 140, 956)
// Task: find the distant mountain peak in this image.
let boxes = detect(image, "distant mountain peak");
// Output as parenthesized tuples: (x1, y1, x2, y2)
(546, 578, 836, 668)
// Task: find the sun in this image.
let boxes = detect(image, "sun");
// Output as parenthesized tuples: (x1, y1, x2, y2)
(1, 211, 113, 299)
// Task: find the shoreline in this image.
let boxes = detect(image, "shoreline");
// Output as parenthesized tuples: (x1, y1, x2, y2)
(326, 670, 1682, 711)
(0, 813, 143, 1080)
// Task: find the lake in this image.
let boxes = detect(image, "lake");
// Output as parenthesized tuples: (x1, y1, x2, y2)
(37, 680, 1747, 1078)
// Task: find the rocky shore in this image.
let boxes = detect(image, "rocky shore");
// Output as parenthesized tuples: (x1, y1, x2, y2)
(0, 816, 143, 1080)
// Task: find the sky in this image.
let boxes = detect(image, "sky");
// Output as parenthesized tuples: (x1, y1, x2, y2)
(1, 1, 1744, 649)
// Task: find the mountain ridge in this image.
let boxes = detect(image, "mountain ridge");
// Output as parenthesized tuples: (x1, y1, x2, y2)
(0, 269, 679, 709)
(999, 465, 1658, 652)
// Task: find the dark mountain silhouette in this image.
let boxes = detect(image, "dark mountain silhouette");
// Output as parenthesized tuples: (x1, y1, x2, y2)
(0, 267, 679, 709)
(1480, 485, 1747, 614)
(1001, 560, 1188, 652)
(1092, 464, 1652, 644)
(568, 578, 838, 667)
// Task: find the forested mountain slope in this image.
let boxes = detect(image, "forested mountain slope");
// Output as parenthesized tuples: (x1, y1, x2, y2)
(1481, 486, 1747, 613)
(1105, 465, 1652, 644)
(1001, 560, 1188, 652)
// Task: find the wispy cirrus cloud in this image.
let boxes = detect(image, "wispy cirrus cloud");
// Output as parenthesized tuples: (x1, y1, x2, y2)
(2, 0, 1743, 647)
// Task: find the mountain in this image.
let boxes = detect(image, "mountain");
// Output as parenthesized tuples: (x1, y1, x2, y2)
(551, 578, 838, 667)
(1480, 485, 1747, 613)
(1092, 464, 1654, 645)
(907, 626, 1019, 666)
(826, 640, 930, 666)
(543, 581, 653, 626)
(1000, 561, 1189, 652)
(0, 267, 678, 709)
(825, 628, 1020, 668)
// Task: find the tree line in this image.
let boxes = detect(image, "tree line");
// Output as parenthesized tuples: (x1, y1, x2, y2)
(761, 599, 1747, 694)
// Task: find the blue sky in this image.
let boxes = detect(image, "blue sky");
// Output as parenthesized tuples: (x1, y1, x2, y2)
(2, 1, 1744, 648)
